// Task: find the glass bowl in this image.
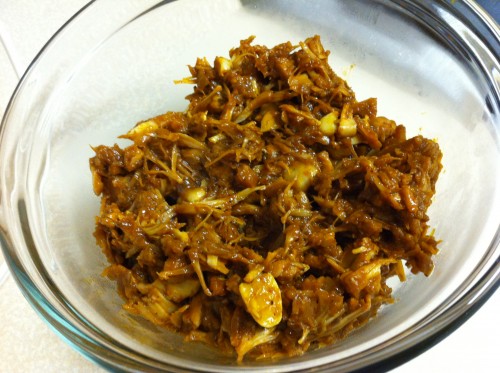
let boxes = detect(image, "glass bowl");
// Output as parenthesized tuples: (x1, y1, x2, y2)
(0, 0, 498, 372)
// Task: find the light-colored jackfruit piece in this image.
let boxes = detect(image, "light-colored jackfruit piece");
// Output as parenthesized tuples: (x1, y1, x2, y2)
(165, 278, 201, 303)
(338, 117, 357, 137)
(261, 110, 279, 132)
(127, 120, 158, 137)
(182, 187, 207, 202)
(214, 56, 232, 76)
(235, 327, 279, 362)
(239, 272, 282, 328)
(284, 161, 319, 191)
(319, 111, 338, 136)
(207, 254, 230, 274)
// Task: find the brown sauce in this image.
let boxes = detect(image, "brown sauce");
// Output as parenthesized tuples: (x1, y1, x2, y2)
(89, 36, 442, 361)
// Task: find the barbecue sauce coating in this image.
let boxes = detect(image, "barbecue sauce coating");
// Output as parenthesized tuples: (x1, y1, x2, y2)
(90, 36, 442, 361)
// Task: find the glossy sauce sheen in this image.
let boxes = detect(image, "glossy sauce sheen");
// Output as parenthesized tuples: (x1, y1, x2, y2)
(89, 36, 442, 361)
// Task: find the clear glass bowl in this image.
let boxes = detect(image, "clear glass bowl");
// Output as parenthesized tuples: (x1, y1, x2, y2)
(0, 0, 498, 372)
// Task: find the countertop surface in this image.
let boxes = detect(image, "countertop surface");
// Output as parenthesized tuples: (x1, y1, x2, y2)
(0, 1, 499, 372)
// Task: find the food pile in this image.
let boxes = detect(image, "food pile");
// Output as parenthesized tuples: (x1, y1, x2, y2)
(90, 36, 442, 361)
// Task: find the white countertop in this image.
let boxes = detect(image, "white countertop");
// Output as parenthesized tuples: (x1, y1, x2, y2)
(0, 1, 498, 372)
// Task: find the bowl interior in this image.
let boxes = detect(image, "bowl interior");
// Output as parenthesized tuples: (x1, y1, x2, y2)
(9, 0, 500, 371)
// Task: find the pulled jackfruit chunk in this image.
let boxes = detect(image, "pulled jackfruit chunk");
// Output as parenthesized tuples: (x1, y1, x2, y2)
(239, 273, 282, 328)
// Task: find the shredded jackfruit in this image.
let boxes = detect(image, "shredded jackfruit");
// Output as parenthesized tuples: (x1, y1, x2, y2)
(90, 35, 442, 361)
